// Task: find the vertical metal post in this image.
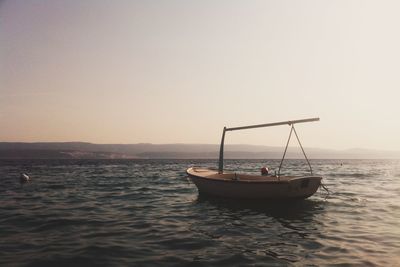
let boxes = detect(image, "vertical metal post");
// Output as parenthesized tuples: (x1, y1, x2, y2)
(278, 125, 293, 177)
(218, 127, 226, 174)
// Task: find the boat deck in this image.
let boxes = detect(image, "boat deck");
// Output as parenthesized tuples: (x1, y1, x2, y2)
(187, 167, 300, 182)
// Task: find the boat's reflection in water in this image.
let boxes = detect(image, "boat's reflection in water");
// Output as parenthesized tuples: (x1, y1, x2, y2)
(192, 194, 327, 264)
(195, 193, 325, 220)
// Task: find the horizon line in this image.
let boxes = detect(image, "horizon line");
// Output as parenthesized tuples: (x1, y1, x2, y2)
(0, 141, 399, 153)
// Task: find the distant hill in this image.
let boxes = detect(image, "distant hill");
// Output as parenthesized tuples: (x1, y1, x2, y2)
(0, 142, 399, 159)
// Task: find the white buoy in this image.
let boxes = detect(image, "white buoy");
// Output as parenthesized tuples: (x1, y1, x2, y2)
(20, 173, 30, 183)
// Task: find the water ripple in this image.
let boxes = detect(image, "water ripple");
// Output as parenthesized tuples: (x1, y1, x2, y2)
(1, 159, 399, 266)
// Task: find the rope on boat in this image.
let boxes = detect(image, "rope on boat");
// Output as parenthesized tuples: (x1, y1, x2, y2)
(320, 182, 331, 199)
(292, 126, 313, 175)
(278, 125, 313, 177)
(278, 126, 293, 177)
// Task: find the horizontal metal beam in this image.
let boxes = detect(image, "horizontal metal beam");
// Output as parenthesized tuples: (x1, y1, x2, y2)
(225, 117, 320, 132)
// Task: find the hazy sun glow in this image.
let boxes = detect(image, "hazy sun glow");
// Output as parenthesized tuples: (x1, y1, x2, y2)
(1, 0, 400, 150)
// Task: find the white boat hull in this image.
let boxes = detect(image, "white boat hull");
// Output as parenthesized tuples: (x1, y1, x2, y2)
(187, 167, 322, 199)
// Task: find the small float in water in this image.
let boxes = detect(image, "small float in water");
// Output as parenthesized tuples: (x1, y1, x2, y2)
(187, 118, 322, 199)
(20, 173, 30, 183)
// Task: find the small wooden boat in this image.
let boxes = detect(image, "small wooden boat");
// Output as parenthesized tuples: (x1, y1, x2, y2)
(186, 118, 322, 199)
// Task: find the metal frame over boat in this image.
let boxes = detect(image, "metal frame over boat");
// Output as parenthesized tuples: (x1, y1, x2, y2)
(186, 118, 322, 199)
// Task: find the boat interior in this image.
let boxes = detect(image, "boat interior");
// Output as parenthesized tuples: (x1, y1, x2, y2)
(188, 167, 303, 182)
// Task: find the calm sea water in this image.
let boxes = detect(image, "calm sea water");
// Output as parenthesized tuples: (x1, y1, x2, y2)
(1, 159, 399, 266)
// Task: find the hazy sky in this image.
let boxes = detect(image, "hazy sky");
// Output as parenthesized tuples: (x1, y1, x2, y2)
(1, 0, 400, 150)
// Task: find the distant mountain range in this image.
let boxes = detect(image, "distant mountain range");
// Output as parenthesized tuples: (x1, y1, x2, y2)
(0, 142, 399, 159)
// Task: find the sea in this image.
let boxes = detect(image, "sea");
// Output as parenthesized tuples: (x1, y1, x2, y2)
(1, 159, 399, 267)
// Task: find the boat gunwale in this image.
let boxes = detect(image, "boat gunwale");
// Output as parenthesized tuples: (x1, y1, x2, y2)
(186, 167, 322, 184)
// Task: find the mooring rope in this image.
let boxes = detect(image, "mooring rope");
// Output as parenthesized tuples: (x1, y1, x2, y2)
(320, 182, 331, 199)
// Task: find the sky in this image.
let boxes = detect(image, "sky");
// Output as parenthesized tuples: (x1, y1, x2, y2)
(1, 0, 400, 150)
